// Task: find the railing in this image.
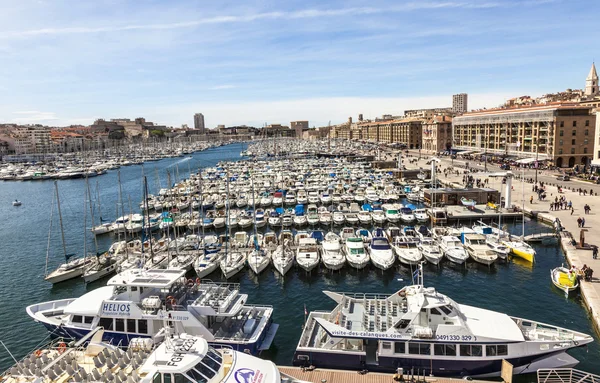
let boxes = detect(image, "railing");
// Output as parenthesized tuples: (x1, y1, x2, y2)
(538, 368, 600, 383)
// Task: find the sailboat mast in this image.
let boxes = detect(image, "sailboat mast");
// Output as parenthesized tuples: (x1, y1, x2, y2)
(225, 165, 231, 259)
(54, 181, 68, 261)
(44, 192, 56, 276)
(86, 178, 99, 254)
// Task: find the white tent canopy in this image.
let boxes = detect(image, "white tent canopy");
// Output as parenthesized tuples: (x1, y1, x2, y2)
(515, 157, 537, 164)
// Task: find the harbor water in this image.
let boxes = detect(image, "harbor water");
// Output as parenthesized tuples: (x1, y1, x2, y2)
(0, 142, 598, 379)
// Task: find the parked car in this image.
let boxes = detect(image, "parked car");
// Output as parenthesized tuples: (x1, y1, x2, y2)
(557, 175, 571, 181)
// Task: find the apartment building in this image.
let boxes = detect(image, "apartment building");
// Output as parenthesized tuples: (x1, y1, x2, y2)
(422, 116, 452, 153)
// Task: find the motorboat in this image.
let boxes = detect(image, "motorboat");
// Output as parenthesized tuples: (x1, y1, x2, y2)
(399, 207, 416, 223)
(383, 205, 400, 223)
(307, 204, 320, 225)
(321, 232, 345, 271)
(463, 233, 498, 266)
(357, 210, 372, 224)
(417, 237, 444, 265)
(344, 213, 359, 225)
(28, 268, 278, 354)
(295, 237, 320, 272)
(294, 266, 593, 377)
(194, 250, 223, 278)
(343, 237, 370, 269)
(332, 211, 345, 225)
(319, 209, 332, 225)
(268, 209, 282, 227)
(368, 229, 395, 270)
(372, 209, 386, 224)
(414, 208, 429, 223)
(82, 254, 120, 284)
(392, 236, 422, 265)
(437, 236, 469, 264)
(502, 239, 536, 263)
(12, 200, 21, 206)
(551, 266, 579, 295)
(355, 228, 372, 243)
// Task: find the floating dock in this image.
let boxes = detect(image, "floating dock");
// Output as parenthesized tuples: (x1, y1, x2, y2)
(278, 366, 491, 383)
(444, 204, 523, 223)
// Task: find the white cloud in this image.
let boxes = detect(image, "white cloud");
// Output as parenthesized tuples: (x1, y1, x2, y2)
(0, 2, 516, 39)
(11, 111, 58, 122)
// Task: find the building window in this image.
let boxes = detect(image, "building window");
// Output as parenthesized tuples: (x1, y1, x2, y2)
(585, 129, 589, 136)
(584, 148, 588, 154)
(486, 345, 508, 356)
(572, 139, 576, 145)
(571, 148, 575, 154)
(573, 121, 577, 127)
(460, 344, 483, 357)
(408, 343, 431, 355)
(586, 120, 590, 127)
(584, 139, 588, 145)
(559, 149, 563, 155)
(559, 140, 563, 145)
(560, 121, 564, 127)
(572, 130, 577, 136)
(560, 130, 564, 136)
(434, 344, 457, 356)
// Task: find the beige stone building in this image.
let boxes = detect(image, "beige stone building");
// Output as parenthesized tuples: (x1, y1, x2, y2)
(357, 119, 423, 148)
(453, 103, 596, 168)
(422, 116, 452, 153)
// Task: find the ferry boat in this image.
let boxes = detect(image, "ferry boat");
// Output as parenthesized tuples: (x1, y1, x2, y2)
(27, 268, 278, 355)
(0, 327, 284, 383)
(294, 265, 592, 377)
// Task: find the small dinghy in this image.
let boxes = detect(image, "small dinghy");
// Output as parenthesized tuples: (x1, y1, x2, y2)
(551, 266, 579, 295)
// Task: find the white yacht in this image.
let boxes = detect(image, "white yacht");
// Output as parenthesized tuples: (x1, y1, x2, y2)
(272, 244, 294, 276)
(28, 268, 278, 354)
(295, 237, 320, 272)
(343, 237, 370, 269)
(437, 235, 469, 264)
(194, 249, 223, 278)
(219, 249, 247, 279)
(372, 209, 387, 224)
(321, 232, 346, 271)
(399, 207, 416, 223)
(247, 248, 271, 274)
(368, 229, 395, 270)
(418, 237, 444, 265)
(294, 266, 593, 377)
(392, 236, 422, 265)
(463, 233, 498, 266)
(383, 205, 400, 223)
(413, 208, 429, 223)
(45, 257, 97, 284)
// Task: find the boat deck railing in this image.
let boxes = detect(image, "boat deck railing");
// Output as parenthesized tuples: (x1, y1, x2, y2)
(538, 369, 600, 383)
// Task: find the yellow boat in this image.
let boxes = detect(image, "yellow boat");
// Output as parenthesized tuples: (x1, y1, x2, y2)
(502, 240, 535, 263)
(551, 266, 579, 294)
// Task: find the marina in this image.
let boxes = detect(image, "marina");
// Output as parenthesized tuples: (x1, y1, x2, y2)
(0, 142, 599, 380)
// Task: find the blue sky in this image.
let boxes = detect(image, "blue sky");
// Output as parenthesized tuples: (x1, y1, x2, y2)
(0, 0, 598, 128)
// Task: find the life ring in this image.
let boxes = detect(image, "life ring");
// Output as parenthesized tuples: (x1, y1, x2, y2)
(34, 350, 42, 358)
(166, 296, 176, 306)
(58, 343, 66, 354)
(186, 278, 194, 287)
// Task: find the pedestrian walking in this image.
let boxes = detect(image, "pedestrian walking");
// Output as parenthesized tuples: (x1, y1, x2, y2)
(593, 246, 598, 260)
(582, 217, 586, 227)
(577, 217, 582, 227)
(571, 206, 575, 215)
(530, 196, 533, 204)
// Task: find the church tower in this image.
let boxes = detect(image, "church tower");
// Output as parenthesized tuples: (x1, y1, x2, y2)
(585, 62, 598, 97)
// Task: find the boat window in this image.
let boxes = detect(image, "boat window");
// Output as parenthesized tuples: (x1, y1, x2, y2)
(163, 374, 172, 383)
(186, 368, 207, 383)
(127, 319, 136, 333)
(408, 343, 430, 355)
(131, 287, 138, 292)
(194, 361, 217, 379)
(430, 308, 442, 315)
(138, 319, 148, 334)
(207, 349, 222, 364)
(115, 286, 127, 295)
(72, 315, 83, 323)
(115, 318, 125, 332)
(152, 373, 161, 383)
(460, 345, 482, 357)
(486, 345, 508, 356)
(439, 306, 452, 315)
(201, 353, 221, 372)
(434, 344, 457, 356)
(84, 316, 94, 324)
(99, 317, 114, 330)
(381, 342, 392, 350)
(173, 373, 189, 383)
(394, 342, 405, 354)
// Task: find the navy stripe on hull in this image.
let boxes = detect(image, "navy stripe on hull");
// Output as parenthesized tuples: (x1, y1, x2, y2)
(42, 323, 265, 355)
(292, 350, 570, 377)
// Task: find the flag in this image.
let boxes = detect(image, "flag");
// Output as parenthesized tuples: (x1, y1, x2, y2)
(412, 268, 420, 283)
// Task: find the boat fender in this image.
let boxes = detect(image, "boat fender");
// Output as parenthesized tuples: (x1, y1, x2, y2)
(574, 341, 579, 346)
(34, 350, 42, 358)
(398, 291, 406, 297)
(195, 277, 201, 285)
(58, 343, 66, 354)
(186, 278, 194, 287)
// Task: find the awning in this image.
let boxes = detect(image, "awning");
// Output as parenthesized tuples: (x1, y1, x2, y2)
(516, 158, 537, 164)
(458, 150, 475, 155)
